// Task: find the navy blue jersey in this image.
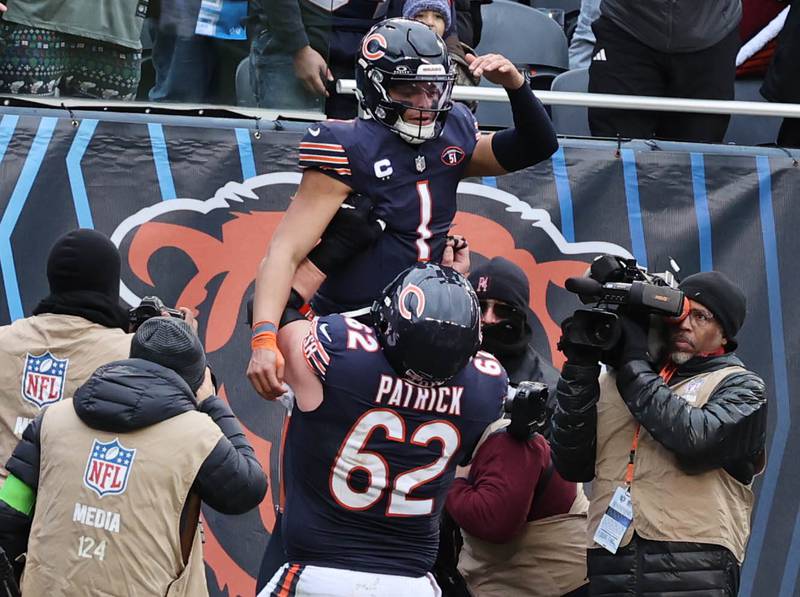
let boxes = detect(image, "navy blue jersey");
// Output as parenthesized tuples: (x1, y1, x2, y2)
(298, 103, 481, 314)
(282, 314, 506, 576)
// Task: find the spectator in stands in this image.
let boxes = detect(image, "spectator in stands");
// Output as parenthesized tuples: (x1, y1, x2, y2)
(568, 0, 601, 70)
(587, 0, 741, 143)
(248, 0, 390, 117)
(0, 0, 145, 99)
(552, 271, 767, 594)
(0, 316, 268, 595)
(0, 230, 133, 491)
(148, 0, 249, 104)
(403, 0, 481, 111)
(762, 0, 800, 147)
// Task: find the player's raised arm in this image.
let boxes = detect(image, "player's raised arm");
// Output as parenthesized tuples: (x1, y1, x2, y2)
(464, 53, 558, 177)
(247, 170, 351, 399)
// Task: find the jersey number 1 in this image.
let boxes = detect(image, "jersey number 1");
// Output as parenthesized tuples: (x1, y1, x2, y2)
(330, 408, 460, 516)
(415, 181, 432, 261)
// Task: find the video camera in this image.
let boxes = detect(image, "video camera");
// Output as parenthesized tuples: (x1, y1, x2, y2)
(504, 381, 549, 441)
(561, 255, 685, 350)
(129, 296, 185, 332)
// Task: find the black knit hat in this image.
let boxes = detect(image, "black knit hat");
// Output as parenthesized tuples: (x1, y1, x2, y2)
(46, 229, 121, 298)
(468, 257, 530, 311)
(130, 317, 207, 392)
(679, 271, 746, 351)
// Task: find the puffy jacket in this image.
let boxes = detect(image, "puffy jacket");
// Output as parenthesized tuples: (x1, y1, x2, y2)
(0, 358, 268, 563)
(551, 352, 766, 485)
(600, 0, 742, 52)
(551, 353, 765, 595)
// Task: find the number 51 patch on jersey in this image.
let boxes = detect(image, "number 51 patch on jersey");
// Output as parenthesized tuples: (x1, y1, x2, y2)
(84, 439, 136, 498)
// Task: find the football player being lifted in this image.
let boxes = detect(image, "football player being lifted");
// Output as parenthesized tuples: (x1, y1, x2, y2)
(248, 18, 557, 399)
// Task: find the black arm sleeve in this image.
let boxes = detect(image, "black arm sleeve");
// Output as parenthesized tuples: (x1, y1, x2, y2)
(6, 414, 43, 490)
(490, 83, 559, 172)
(616, 361, 768, 481)
(550, 362, 601, 482)
(194, 396, 268, 515)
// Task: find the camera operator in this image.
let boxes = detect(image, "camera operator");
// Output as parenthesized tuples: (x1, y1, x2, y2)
(0, 229, 135, 488)
(468, 257, 559, 402)
(444, 379, 589, 597)
(551, 270, 767, 595)
(0, 316, 268, 596)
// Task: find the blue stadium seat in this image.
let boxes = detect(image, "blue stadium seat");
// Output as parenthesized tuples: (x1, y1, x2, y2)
(476, 0, 569, 72)
(723, 78, 782, 147)
(550, 67, 590, 137)
(236, 57, 257, 107)
(474, 0, 568, 127)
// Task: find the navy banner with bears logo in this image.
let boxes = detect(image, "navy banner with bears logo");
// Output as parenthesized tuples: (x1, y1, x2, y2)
(0, 111, 797, 596)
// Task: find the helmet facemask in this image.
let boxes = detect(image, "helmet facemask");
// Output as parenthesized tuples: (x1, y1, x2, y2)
(356, 19, 456, 144)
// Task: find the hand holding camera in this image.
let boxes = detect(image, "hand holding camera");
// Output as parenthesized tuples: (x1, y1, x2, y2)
(129, 296, 186, 332)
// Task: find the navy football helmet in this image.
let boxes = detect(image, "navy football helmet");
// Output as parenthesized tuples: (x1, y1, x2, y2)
(356, 18, 456, 144)
(372, 263, 481, 385)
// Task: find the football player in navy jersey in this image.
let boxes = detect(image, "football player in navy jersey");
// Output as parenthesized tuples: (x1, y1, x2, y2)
(248, 17, 558, 400)
(257, 263, 507, 596)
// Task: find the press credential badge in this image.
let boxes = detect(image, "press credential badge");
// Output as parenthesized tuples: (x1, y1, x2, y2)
(593, 486, 634, 553)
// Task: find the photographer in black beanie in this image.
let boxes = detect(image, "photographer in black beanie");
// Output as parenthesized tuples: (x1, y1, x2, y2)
(468, 257, 559, 397)
(0, 229, 136, 491)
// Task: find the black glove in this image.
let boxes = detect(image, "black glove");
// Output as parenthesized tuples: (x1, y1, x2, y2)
(618, 313, 651, 365)
(307, 192, 385, 275)
(558, 316, 602, 366)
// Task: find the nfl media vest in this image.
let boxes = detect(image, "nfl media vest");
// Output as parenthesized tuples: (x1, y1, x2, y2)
(588, 367, 755, 562)
(0, 314, 132, 484)
(457, 419, 589, 597)
(22, 399, 223, 597)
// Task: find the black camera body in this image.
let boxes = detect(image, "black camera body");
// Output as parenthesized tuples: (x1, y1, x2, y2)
(562, 255, 684, 350)
(129, 296, 185, 332)
(504, 381, 549, 441)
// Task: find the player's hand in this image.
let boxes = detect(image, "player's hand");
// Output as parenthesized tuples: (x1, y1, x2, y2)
(293, 45, 333, 97)
(247, 347, 287, 400)
(0, 4, 6, 12)
(196, 367, 215, 403)
(455, 464, 471, 479)
(442, 235, 470, 275)
(465, 53, 525, 90)
(176, 307, 198, 332)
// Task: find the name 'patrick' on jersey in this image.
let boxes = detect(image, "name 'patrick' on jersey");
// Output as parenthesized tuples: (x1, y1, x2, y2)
(298, 104, 482, 313)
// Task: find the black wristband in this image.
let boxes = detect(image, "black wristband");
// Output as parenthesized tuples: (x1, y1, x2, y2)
(490, 83, 558, 172)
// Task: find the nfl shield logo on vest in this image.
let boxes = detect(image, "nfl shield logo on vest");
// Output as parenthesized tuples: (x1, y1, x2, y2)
(83, 438, 136, 498)
(20, 352, 69, 408)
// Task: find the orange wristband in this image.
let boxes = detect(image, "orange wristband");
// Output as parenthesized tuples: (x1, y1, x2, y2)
(251, 331, 278, 351)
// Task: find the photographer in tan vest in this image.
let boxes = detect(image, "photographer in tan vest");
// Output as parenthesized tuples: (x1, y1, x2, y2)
(0, 229, 134, 487)
(0, 317, 268, 596)
(552, 270, 767, 595)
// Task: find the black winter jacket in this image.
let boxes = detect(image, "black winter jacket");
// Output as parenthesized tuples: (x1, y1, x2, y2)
(0, 359, 268, 563)
(551, 353, 765, 595)
(551, 353, 767, 485)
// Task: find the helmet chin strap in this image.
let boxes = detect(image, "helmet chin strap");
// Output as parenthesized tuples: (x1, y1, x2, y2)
(394, 118, 436, 144)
